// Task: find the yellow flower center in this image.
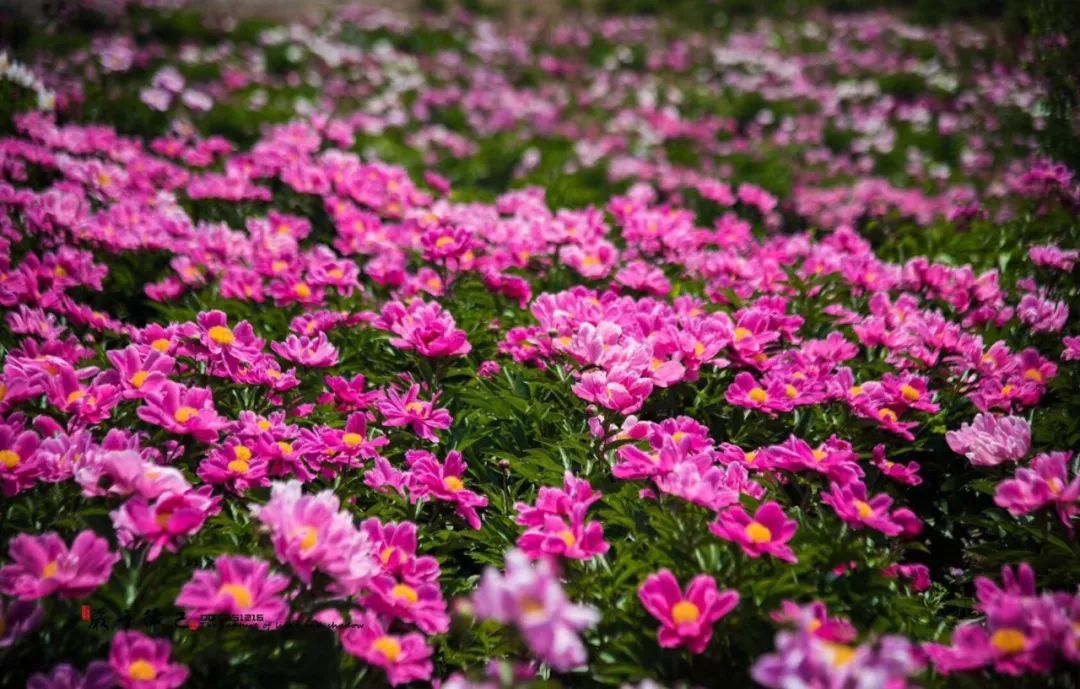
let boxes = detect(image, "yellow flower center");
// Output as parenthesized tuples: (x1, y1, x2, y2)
(785, 384, 798, 398)
(392, 583, 418, 605)
(826, 643, 856, 667)
(693, 341, 705, 357)
(208, 325, 235, 345)
(130, 370, 150, 388)
(558, 530, 576, 547)
(404, 401, 425, 414)
(1048, 478, 1062, 496)
(749, 387, 768, 404)
(127, 660, 158, 681)
(878, 408, 898, 422)
(42, 560, 58, 578)
(443, 476, 464, 492)
(519, 596, 546, 616)
(219, 583, 253, 609)
(298, 527, 318, 551)
(671, 600, 701, 624)
(854, 500, 873, 519)
(899, 384, 920, 401)
(155, 512, 172, 529)
(1000, 384, 1015, 396)
(734, 327, 752, 341)
(174, 406, 198, 423)
(435, 235, 455, 249)
(1023, 368, 1043, 383)
(744, 451, 757, 464)
(66, 390, 86, 405)
(277, 441, 294, 455)
(293, 283, 312, 299)
(671, 431, 687, 443)
(150, 338, 170, 353)
(227, 459, 250, 474)
(812, 449, 827, 462)
(582, 255, 600, 267)
(342, 432, 363, 447)
(990, 628, 1027, 654)
(380, 547, 396, 564)
(373, 636, 402, 662)
(234, 445, 252, 462)
(0, 449, 20, 469)
(849, 385, 863, 396)
(745, 521, 772, 543)
(257, 419, 272, 431)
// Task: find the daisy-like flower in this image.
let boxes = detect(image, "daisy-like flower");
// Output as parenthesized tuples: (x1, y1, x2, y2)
(709, 501, 798, 563)
(0, 530, 118, 600)
(108, 631, 189, 689)
(175, 555, 290, 627)
(638, 569, 739, 653)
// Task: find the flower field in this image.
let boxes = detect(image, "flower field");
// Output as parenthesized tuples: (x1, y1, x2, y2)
(1, 2, 1079, 688)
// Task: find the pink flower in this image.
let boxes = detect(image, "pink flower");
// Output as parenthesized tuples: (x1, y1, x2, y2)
(946, 413, 1030, 467)
(516, 472, 609, 560)
(105, 345, 174, 399)
(109, 631, 189, 689)
(363, 575, 450, 634)
(136, 382, 229, 443)
(0, 422, 41, 496)
(376, 385, 452, 443)
(709, 501, 798, 563)
(472, 549, 598, 672)
(725, 372, 793, 416)
(375, 299, 471, 358)
(0, 530, 118, 600)
(638, 569, 739, 653)
(250, 481, 377, 592)
(271, 333, 339, 368)
(994, 451, 1079, 527)
(111, 488, 220, 561)
(0, 598, 43, 647)
(27, 662, 114, 689)
(340, 611, 433, 686)
(406, 450, 488, 530)
(175, 555, 290, 627)
(820, 482, 904, 536)
(571, 366, 654, 415)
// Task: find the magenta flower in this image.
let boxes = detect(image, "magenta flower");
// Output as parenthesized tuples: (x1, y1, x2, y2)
(0, 597, 43, 647)
(946, 413, 1030, 467)
(0, 530, 118, 600)
(820, 482, 904, 536)
(375, 299, 471, 358)
(0, 421, 41, 496)
(136, 382, 229, 443)
(363, 574, 450, 634)
(638, 569, 739, 653)
(709, 501, 798, 563)
(175, 555, 290, 627)
(271, 332, 339, 368)
(250, 481, 377, 593)
(516, 472, 608, 560)
(105, 345, 174, 399)
(111, 488, 220, 561)
(472, 549, 598, 671)
(571, 366, 654, 415)
(27, 662, 115, 689)
(340, 610, 433, 686)
(406, 449, 488, 530)
(376, 385, 452, 443)
(724, 372, 793, 416)
(109, 631, 189, 689)
(994, 451, 1079, 527)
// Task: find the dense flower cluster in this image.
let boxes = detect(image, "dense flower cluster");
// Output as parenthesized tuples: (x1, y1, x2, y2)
(0, 2, 1077, 688)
